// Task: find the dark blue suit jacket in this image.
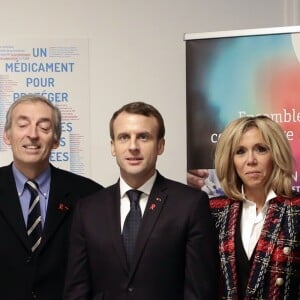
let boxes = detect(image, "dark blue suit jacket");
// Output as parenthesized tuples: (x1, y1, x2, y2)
(64, 172, 219, 300)
(0, 163, 103, 300)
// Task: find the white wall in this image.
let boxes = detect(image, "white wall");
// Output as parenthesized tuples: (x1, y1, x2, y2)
(0, 0, 299, 186)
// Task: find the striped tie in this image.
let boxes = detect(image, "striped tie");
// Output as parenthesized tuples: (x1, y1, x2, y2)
(26, 180, 42, 252)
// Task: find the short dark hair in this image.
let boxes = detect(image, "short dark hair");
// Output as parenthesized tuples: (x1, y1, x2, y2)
(109, 101, 165, 140)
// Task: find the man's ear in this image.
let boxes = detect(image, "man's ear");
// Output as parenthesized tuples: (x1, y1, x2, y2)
(52, 139, 59, 150)
(3, 131, 11, 146)
(111, 140, 116, 156)
(157, 138, 165, 155)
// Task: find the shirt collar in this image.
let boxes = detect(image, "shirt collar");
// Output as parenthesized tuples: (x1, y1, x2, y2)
(12, 163, 51, 196)
(241, 184, 276, 203)
(120, 171, 157, 198)
(241, 185, 277, 217)
(266, 189, 277, 202)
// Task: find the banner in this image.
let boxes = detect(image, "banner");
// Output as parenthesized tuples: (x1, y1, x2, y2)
(185, 26, 300, 196)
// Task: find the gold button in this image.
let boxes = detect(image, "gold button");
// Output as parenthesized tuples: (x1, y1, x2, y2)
(276, 277, 284, 286)
(283, 246, 291, 255)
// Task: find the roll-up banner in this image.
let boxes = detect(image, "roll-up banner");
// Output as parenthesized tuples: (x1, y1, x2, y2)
(185, 26, 300, 197)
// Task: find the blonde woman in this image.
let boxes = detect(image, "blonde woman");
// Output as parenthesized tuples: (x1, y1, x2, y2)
(210, 116, 300, 299)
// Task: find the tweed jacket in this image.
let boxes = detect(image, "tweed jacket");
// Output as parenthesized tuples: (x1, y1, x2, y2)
(210, 195, 300, 300)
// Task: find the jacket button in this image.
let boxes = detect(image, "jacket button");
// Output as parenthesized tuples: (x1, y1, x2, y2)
(32, 291, 37, 299)
(283, 246, 291, 255)
(26, 256, 32, 263)
(128, 287, 134, 292)
(275, 277, 284, 286)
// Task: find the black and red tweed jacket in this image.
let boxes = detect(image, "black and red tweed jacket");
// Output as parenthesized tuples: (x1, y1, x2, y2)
(210, 195, 300, 300)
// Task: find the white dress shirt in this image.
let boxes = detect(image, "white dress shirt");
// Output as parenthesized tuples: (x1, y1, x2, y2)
(119, 172, 157, 232)
(240, 187, 276, 259)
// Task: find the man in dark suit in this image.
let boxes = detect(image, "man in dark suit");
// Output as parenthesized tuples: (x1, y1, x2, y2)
(0, 94, 103, 300)
(64, 101, 219, 300)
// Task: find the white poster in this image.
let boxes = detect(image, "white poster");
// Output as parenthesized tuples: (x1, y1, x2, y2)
(0, 39, 90, 176)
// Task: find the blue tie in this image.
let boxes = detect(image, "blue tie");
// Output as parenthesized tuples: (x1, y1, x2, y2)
(26, 180, 42, 252)
(123, 189, 142, 267)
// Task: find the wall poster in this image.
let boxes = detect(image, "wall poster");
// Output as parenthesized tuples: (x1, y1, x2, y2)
(0, 39, 90, 176)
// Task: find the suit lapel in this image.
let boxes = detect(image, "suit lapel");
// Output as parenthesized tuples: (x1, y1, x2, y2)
(128, 174, 167, 279)
(107, 183, 129, 273)
(39, 167, 73, 252)
(247, 197, 286, 296)
(0, 165, 30, 250)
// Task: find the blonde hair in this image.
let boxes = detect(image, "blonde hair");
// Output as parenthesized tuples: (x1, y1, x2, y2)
(214, 116, 294, 200)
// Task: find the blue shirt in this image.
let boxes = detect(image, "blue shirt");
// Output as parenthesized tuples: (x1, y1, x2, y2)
(13, 164, 51, 227)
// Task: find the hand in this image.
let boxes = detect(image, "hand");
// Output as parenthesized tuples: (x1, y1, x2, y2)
(187, 169, 209, 190)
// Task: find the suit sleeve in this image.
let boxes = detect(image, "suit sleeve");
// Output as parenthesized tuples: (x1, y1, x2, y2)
(63, 198, 92, 300)
(184, 191, 219, 300)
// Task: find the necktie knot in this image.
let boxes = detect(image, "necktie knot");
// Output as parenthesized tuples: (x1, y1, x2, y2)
(126, 189, 142, 208)
(26, 180, 39, 194)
